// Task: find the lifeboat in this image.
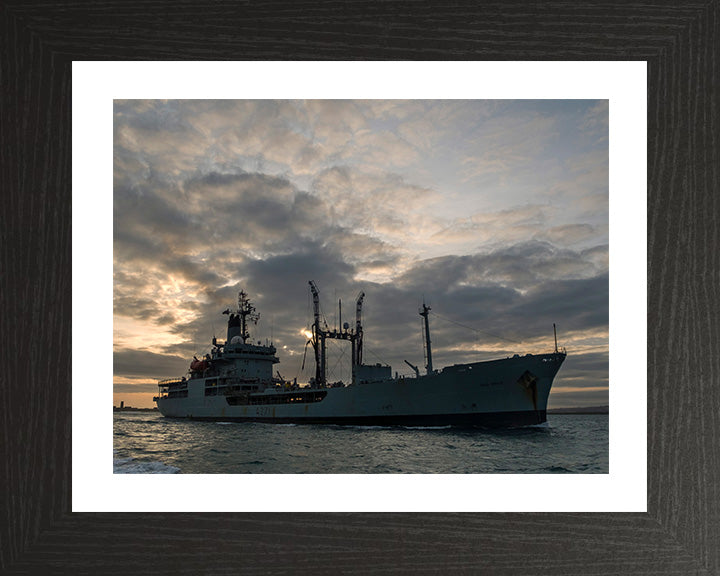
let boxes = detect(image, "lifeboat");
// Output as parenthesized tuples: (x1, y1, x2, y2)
(190, 359, 208, 372)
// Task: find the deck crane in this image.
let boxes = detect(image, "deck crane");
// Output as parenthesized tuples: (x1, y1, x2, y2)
(307, 281, 366, 387)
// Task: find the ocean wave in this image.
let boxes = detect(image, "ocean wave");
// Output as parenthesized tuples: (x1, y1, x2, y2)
(114, 457, 180, 474)
(340, 425, 392, 430)
(544, 465, 573, 473)
(510, 421, 550, 430)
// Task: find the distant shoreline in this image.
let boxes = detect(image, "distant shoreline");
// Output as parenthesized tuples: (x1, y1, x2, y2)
(547, 406, 608, 415)
(113, 407, 158, 412)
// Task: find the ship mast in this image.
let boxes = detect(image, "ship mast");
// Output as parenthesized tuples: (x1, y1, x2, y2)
(419, 301, 433, 375)
(237, 290, 259, 343)
(309, 281, 325, 387)
(354, 291, 365, 369)
(223, 289, 260, 345)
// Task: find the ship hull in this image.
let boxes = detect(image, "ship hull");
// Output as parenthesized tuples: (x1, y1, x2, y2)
(157, 352, 565, 428)
(170, 410, 547, 428)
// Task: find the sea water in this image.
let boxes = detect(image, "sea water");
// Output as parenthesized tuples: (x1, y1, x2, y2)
(113, 412, 608, 474)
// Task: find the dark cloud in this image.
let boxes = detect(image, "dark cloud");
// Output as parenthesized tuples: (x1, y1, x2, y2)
(510, 275, 608, 335)
(387, 245, 608, 343)
(548, 389, 608, 410)
(114, 350, 188, 379)
(114, 242, 607, 387)
(247, 244, 354, 292)
(554, 355, 609, 389)
(114, 382, 158, 394)
(113, 292, 157, 321)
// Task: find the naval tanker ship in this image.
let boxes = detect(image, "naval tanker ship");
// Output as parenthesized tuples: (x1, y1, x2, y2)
(154, 282, 566, 427)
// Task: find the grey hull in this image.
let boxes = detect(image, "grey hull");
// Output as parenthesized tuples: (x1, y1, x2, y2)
(157, 352, 565, 427)
(168, 410, 547, 428)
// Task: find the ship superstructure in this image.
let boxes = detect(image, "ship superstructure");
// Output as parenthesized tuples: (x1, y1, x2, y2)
(155, 284, 566, 427)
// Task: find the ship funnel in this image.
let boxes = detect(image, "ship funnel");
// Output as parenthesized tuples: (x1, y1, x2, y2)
(227, 313, 243, 343)
(226, 290, 259, 345)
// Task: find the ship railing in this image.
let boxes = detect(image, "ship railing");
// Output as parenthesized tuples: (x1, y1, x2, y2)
(158, 377, 186, 387)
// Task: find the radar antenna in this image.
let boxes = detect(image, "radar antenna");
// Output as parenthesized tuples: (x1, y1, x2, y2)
(237, 290, 260, 343)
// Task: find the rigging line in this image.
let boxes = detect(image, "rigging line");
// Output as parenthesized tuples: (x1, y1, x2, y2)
(365, 346, 389, 367)
(327, 340, 349, 379)
(296, 340, 312, 380)
(307, 286, 311, 321)
(429, 310, 522, 345)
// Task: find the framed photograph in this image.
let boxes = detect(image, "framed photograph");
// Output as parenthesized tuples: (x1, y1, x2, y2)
(79, 62, 639, 514)
(3, 2, 717, 574)
(108, 95, 614, 481)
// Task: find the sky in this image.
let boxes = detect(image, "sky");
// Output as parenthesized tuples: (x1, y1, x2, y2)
(113, 99, 608, 409)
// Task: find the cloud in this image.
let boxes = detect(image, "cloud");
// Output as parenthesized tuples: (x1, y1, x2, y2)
(114, 349, 188, 379)
(579, 100, 609, 142)
(113, 100, 609, 407)
(555, 351, 609, 387)
(397, 241, 607, 292)
(114, 382, 158, 394)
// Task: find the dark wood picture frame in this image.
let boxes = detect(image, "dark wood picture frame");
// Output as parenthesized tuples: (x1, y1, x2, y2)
(2, 2, 718, 574)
